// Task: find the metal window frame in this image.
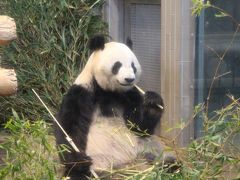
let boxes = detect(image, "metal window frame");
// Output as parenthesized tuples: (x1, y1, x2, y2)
(124, 0, 161, 41)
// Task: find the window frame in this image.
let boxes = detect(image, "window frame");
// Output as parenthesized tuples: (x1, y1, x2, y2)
(124, 0, 161, 41)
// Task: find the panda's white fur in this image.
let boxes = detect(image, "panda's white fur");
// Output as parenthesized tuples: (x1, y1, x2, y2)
(86, 109, 170, 172)
(87, 110, 139, 171)
(75, 42, 141, 92)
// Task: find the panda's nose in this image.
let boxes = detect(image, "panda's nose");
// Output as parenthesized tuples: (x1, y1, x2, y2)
(125, 78, 135, 83)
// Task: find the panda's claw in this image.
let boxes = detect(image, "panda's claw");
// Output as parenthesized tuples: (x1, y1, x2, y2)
(64, 152, 92, 170)
(144, 91, 163, 108)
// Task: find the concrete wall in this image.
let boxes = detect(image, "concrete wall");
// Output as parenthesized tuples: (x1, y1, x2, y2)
(160, 0, 195, 146)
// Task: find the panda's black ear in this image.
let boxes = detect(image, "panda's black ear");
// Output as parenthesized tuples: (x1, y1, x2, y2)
(126, 37, 133, 50)
(89, 35, 105, 51)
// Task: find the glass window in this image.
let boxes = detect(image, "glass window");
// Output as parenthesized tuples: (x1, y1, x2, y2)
(195, 0, 240, 137)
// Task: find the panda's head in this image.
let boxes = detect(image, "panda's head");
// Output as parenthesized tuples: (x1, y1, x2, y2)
(75, 35, 141, 92)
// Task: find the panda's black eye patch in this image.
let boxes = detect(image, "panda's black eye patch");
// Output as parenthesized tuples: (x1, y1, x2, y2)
(112, 61, 122, 75)
(132, 62, 137, 74)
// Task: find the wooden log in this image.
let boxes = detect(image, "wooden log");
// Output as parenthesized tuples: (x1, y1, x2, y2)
(0, 15, 17, 45)
(0, 68, 17, 96)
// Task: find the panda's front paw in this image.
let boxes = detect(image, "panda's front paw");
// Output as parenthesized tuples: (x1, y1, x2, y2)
(65, 152, 92, 170)
(144, 91, 164, 108)
(75, 152, 92, 168)
(64, 152, 92, 180)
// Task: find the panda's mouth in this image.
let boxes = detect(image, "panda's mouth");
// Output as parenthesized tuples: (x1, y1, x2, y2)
(120, 83, 131, 86)
(118, 81, 133, 87)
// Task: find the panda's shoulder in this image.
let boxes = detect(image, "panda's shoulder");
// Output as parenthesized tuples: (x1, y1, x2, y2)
(63, 84, 94, 103)
(66, 84, 90, 95)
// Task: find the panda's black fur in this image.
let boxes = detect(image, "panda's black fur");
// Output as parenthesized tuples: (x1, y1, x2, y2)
(55, 35, 166, 179)
(89, 34, 105, 51)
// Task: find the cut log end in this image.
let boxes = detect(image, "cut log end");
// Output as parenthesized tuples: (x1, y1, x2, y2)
(0, 68, 18, 96)
(0, 15, 17, 45)
(0, 39, 12, 45)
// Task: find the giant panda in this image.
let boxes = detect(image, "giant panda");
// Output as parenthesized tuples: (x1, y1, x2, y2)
(55, 35, 175, 179)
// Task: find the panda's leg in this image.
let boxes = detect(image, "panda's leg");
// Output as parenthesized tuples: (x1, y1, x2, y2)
(141, 135, 179, 173)
(54, 85, 94, 178)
